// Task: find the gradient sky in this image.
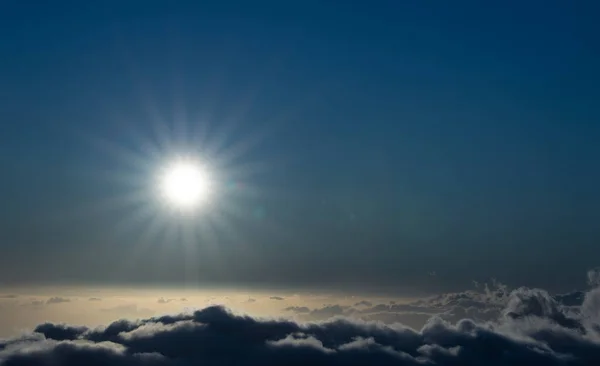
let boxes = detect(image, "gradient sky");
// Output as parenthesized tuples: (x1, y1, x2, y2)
(1, 1, 599, 295)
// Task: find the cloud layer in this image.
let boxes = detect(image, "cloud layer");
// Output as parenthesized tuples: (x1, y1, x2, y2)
(284, 280, 588, 332)
(3, 276, 600, 366)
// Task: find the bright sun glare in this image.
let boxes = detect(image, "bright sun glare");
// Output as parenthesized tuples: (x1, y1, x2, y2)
(160, 161, 211, 209)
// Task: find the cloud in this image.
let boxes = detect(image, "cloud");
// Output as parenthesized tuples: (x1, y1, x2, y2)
(284, 306, 311, 314)
(556, 291, 585, 307)
(285, 278, 593, 332)
(0, 294, 18, 299)
(46, 297, 70, 305)
(33, 323, 87, 341)
(307, 305, 353, 319)
(89, 298, 102, 302)
(4, 291, 600, 366)
(157, 298, 189, 304)
(4, 270, 600, 365)
(27, 297, 72, 307)
(100, 304, 155, 318)
(588, 268, 600, 287)
(503, 287, 582, 330)
(270, 296, 285, 301)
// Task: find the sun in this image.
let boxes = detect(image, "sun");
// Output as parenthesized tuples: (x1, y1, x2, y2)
(159, 160, 211, 209)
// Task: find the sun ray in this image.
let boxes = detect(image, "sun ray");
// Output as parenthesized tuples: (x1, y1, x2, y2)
(73, 86, 282, 287)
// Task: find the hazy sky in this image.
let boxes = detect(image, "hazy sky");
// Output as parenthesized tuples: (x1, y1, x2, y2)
(1, 1, 599, 295)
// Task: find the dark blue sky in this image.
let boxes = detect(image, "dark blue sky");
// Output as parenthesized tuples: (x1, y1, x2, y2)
(1, 1, 599, 294)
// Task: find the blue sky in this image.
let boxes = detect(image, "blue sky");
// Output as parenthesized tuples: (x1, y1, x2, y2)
(0, 1, 599, 294)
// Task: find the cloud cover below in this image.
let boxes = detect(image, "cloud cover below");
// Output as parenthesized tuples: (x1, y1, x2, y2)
(2, 269, 600, 365)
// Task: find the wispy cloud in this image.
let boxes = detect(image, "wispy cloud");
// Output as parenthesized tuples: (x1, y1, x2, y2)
(46, 297, 71, 305)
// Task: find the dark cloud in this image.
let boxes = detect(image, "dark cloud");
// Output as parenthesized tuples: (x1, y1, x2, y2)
(269, 297, 285, 301)
(0, 294, 18, 299)
(157, 298, 174, 304)
(180, 298, 188, 302)
(353, 301, 372, 307)
(555, 291, 585, 307)
(89, 298, 102, 302)
(46, 297, 70, 305)
(33, 323, 87, 341)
